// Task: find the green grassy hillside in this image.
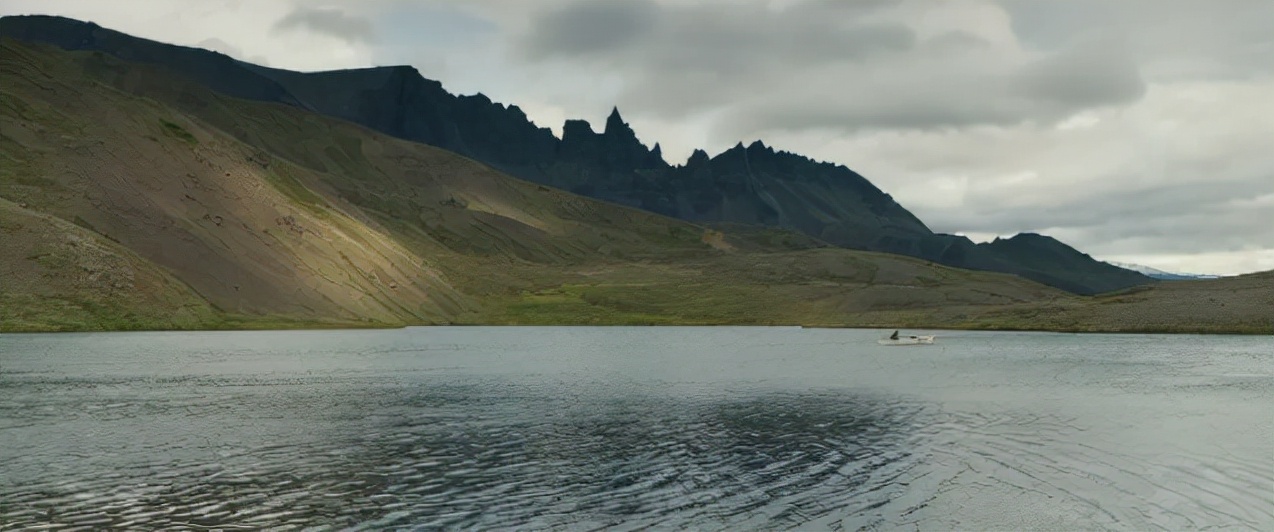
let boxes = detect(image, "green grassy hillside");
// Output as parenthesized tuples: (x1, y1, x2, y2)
(1, 39, 1268, 333)
(959, 271, 1274, 334)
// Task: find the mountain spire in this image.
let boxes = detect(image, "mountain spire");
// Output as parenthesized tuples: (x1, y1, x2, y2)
(604, 106, 627, 136)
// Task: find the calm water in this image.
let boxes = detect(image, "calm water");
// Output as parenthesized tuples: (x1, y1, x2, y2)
(0, 327, 1270, 530)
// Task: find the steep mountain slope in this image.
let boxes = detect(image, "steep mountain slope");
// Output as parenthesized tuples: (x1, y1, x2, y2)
(2, 38, 1077, 331)
(0, 14, 1152, 295)
(1, 40, 470, 328)
(1, 197, 222, 330)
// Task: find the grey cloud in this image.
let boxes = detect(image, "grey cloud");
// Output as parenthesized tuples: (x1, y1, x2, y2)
(997, 0, 1274, 80)
(921, 31, 993, 54)
(516, 0, 1152, 135)
(714, 44, 1144, 138)
(522, 0, 659, 59)
(728, 96, 1021, 135)
(196, 37, 242, 57)
(663, 15, 914, 70)
(273, 6, 376, 44)
(727, 36, 1145, 135)
(520, 0, 913, 70)
(924, 177, 1274, 256)
(1012, 39, 1145, 108)
(1071, 207, 1272, 257)
(980, 181, 1267, 232)
(383, 0, 1272, 271)
(194, 37, 270, 65)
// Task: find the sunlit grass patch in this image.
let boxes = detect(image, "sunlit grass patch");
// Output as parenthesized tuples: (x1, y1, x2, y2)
(158, 118, 198, 145)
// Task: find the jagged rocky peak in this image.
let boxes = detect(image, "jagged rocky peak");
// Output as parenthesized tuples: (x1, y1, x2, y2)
(714, 141, 751, 161)
(561, 119, 596, 139)
(312, 63, 442, 94)
(685, 149, 711, 168)
(992, 233, 1055, 247)
(1009, 232, 1046, 241)
(397, 67, 443, 90)
(593, 107, 666, 168)
(563, 107, 639, 140)
(603, 106, 631, 136)
(747, 139, 771, 153)
(380, 64, 420, 75)
(504, 103, 528, 119)
(465, 91, 493, 105)
(556, 119, 601, 160)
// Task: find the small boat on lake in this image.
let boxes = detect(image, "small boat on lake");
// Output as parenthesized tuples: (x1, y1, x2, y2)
(877, 331, 936, 346)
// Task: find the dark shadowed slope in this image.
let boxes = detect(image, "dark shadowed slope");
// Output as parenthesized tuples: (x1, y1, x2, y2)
(0, 14, 1152, 295)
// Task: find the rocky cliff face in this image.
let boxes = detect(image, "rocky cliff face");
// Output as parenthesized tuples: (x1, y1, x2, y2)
(1, 14, 1152, 295)
(242, 64, 564, 177)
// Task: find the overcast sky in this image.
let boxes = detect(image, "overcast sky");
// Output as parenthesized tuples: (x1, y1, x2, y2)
(5, 0, 1272, 275)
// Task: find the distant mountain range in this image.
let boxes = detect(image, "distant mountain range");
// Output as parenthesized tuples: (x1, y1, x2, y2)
(1105, 262, 1220, 281)
(0, 14, 1153, 295)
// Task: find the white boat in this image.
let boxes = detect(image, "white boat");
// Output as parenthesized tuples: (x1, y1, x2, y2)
(877, 334, 936, 346)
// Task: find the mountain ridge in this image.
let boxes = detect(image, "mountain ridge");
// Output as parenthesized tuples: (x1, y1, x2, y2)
(2, 36, 1268, 334)
(1, 36, 1081, 331)
(0, 14, 1152, 295)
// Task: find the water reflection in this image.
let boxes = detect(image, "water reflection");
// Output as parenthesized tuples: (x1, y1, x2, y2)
(2, 328, 1270, 530)
(0, 376, 925, 530)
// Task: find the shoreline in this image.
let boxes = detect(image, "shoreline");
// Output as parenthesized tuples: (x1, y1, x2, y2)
(3, 321, 1270, 336)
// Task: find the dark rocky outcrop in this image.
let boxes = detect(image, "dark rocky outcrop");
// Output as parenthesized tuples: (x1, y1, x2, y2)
(1, 14, 1152, 294)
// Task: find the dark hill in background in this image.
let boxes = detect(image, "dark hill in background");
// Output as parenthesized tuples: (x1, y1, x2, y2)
(0, 14, 1151, 295)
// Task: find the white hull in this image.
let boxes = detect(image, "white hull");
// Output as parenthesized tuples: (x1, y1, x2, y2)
(877, 335, 936, 346)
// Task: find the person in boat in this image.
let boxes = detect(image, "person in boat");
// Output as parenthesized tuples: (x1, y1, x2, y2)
(889, 330, 899, 340)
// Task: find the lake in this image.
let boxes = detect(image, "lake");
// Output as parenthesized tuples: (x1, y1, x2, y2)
(1, 327, 1270, 530)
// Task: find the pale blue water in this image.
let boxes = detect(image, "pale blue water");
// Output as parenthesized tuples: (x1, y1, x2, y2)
(0, 327, 1270, 530)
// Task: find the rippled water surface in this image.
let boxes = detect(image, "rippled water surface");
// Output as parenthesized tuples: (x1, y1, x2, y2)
(1, 327, 1271, 530)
